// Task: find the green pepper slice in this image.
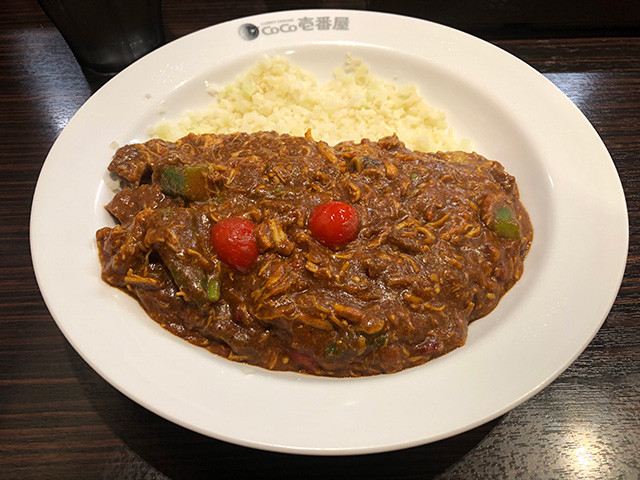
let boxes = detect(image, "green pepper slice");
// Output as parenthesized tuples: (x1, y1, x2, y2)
(163, 255, 220, 305)
(160, 165, 210, 201)
(493, 206, 521, 240)
(494, 221, 520, 240)
(207, 278, 221, 302)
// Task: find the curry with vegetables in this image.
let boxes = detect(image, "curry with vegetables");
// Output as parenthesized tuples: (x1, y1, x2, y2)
(96, 131, 532, 376)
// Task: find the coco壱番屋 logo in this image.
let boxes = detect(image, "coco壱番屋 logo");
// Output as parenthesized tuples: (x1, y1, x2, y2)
(238, 16, 350, 40)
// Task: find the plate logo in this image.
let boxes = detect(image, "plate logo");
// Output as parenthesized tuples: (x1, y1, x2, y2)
(238, 16, 350, 40)
(238, 23, 260, 40)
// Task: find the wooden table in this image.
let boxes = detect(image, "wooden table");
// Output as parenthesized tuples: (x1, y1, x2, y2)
(1, 1, 638, 478)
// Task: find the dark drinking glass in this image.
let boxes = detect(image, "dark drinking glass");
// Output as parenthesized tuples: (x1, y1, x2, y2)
(38, 0, 164, 74)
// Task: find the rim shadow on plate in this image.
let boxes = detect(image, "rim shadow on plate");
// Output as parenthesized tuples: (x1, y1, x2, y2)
(66, 342, 501, 478)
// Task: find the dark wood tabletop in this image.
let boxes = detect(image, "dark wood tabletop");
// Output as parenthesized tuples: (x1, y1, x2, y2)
(1, 1, 638, 478)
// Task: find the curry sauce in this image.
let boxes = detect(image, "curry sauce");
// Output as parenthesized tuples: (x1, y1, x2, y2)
(96, 131, 532, 376)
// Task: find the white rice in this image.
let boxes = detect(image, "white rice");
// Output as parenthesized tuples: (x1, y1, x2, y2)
(150, 55, 470, 153)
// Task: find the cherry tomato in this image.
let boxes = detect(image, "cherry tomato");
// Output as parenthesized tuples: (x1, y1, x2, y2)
(210, 217, 259, 273)
(309, 201, 359, 249)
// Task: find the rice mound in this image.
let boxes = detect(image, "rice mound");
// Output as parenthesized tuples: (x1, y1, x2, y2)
(151, 55, 470, 153)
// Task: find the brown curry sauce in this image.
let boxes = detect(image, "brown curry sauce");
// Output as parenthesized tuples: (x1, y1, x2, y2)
(96, 131, 532, 376)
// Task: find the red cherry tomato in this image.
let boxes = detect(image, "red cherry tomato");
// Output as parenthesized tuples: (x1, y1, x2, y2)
(210, 217, 259, 273)
(309, 201, 359, 249)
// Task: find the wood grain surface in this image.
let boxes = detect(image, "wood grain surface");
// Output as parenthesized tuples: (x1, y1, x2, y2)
(1, 1, 638, 479)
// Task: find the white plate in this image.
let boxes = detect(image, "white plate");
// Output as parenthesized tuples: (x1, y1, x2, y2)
(30, 10, 628, 455)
